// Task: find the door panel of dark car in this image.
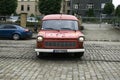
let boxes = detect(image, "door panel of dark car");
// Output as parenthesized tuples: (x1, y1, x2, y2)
(0, 25, 5, 37)
(1, 25, 17, 37)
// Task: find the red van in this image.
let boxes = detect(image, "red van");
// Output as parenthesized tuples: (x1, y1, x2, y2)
(35, 14, 85, 58)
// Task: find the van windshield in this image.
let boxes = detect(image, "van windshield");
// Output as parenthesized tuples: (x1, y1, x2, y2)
(42, 20, 78, 30)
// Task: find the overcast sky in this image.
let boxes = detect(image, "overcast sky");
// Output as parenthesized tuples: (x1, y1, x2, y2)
(113, 0, 120, 8)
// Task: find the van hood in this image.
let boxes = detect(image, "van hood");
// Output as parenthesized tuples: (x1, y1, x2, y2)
(38, 30, 84, 38)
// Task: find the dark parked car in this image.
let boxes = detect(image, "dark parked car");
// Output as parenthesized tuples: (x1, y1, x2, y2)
(0, 24, 32, 40)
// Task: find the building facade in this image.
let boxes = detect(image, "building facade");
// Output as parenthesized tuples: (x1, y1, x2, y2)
(16, 0, 65, 16)
(16, 0, 112, 17)
(16, 0, 41, 16)
(63, 0, 112, 17)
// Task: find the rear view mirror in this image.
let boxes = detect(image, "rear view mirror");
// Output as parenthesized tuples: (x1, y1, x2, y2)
(79, 26, 84, 30)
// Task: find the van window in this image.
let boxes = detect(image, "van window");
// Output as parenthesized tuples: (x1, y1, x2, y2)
(42, 20, 78, 30)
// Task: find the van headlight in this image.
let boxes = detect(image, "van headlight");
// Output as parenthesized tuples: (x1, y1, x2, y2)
(37, 36, 43, 42)
(78, 37, 85, 42)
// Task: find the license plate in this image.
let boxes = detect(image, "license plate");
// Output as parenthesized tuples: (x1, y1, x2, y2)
(54, 50, 67, 53)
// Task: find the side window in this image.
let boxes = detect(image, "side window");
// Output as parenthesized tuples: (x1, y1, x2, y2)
(21, 5, 24, 11)
(11, 26, 17, 29)
(3, 25, 17, 29)
(0, 25, 4, 29)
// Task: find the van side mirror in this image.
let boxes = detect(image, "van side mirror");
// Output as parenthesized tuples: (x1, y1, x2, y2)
(79, 26, 84, 30)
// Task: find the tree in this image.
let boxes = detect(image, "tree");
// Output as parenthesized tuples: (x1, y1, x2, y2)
(103, 2, 114, 16)
(0, 0, 17, 16)
(38, 0, 62, 15)
(86, 9, 94, 17)
(30, 14, 35, 17)
(115, 5, 120, 17)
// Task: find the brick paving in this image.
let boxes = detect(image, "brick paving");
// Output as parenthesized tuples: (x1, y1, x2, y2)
(0, 23, 120, 80)
(0, 40, 120, 80)
(0, 58, 120, 80)
(84, 41, 120, 62)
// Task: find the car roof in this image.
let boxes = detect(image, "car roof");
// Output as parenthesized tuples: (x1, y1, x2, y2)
(0, 24, 19, 27)
(42, 14, 78, 21)
(0, 24, 15, 26)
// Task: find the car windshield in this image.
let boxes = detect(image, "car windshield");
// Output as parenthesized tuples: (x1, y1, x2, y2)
(42, 20, 78, 30)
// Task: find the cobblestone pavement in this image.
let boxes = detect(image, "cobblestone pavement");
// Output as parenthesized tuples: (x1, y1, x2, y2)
(0, 40, 120, 80)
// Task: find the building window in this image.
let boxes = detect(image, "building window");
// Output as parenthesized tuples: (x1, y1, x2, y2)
(74, 3, 79, 9)
(87, 3, 94, 9)
(67, 10, 70, 14)
(27, 5, 30, 11)
(67, 1, 70, 7)
(101, 3, 105, 9)
(21, 5, 24, 11)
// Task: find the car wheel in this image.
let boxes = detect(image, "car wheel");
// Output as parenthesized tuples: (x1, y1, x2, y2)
(12, 34, 20, 40)
(74, 52, 84, 58)
(36, 52, 43, 58)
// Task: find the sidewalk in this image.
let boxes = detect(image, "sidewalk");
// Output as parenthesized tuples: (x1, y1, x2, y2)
(82, 23, 120, 41)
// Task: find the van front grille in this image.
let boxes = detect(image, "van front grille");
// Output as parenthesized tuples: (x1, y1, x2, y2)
(45, 41, 76, 48)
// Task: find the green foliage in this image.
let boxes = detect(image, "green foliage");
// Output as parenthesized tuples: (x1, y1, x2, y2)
(103, 2, 114, 16)
(38, 0, 62, 15)
(30, 14, 35, 17)
(86, 9, 95, 17)
(0, 0, 17, 16)
(115, 5, 120, 17)
(13, 12, 18, 16)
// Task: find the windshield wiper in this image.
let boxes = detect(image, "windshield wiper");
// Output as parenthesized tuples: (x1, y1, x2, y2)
(44, 28, 55, 30)
(60, 28, 74, 30)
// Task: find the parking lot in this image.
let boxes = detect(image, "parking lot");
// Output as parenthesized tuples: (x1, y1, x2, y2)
(0, 23, 120, 80)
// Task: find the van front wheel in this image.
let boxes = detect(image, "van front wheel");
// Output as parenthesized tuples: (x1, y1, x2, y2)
(74, 52, 84, 58)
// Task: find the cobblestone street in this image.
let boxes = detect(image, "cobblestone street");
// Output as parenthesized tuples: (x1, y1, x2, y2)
(0, 23, 120, 80)
(0, 40, 120, 80)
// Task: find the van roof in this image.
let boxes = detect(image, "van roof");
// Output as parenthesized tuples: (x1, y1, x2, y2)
(42, 14, 78, 21)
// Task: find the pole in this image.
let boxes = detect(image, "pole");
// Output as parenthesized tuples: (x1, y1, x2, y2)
(70, 0, 73, 15)
(99, 13, 102, 28)
(99, 0, 102, 28)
